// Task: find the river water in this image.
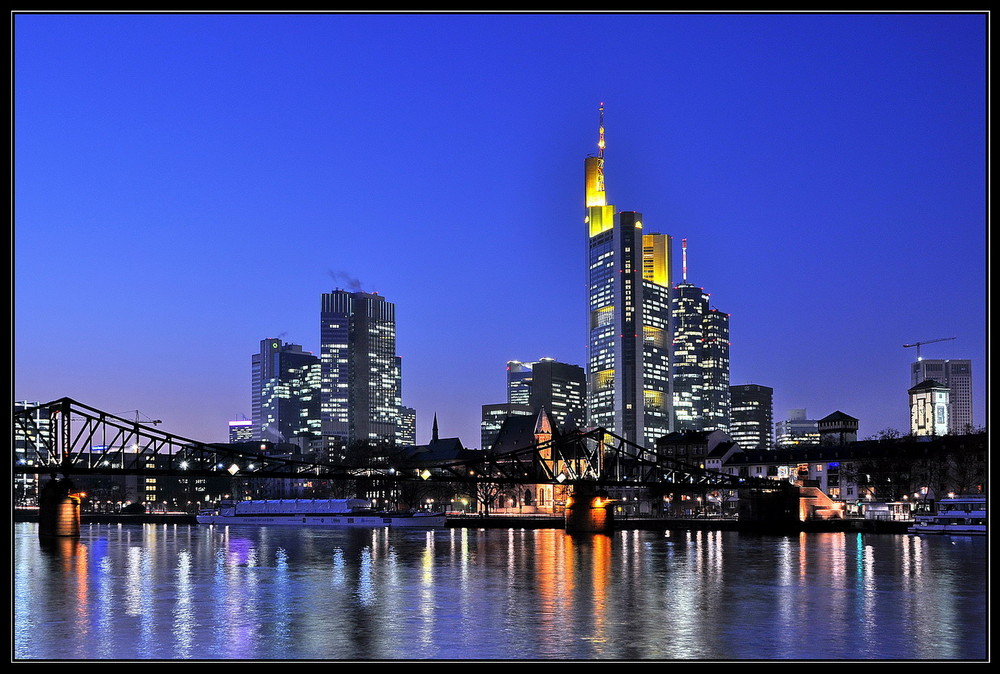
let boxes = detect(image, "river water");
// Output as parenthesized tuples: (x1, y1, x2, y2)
(12, 522, 987, 661)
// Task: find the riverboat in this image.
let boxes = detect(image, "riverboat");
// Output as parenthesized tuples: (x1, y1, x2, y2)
(196, 498, 447, 528)
(908, 495, 986, 536)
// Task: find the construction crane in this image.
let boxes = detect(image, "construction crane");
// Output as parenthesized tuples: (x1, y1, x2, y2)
(903, 337, 956, 361)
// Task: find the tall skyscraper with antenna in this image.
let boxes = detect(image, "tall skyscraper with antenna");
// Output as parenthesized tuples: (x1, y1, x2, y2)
(585, 104, 674, 447)
(672, 239, 731, 432)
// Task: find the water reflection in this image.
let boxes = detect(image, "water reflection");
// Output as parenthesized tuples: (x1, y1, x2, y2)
(12, 523, 987, 660)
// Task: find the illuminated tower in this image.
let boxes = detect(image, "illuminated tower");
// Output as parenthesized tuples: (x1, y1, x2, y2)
(671, 240, 730, 432)
(320, 290, 401, 452)
(251, 338, 321, 445)
(729, 384, 773, 451)
(585, 104, 674, 447)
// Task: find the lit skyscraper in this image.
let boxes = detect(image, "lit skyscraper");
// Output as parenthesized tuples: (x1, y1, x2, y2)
(481, 402, 533, 450)
(251, 338, 321, 446)
(671, 240, 730, 433)
(397, 406, 417, 446)
(483, 358, 586, 450)
(729, 384, 773, 451)
(394, 356, 416, 446)
(528, 358, 587, 431)
(14, 401, 48, 505)
(910, 359, 973, 434)
(506, 360, 536, 406)
(585, 104, 674, 447)
(320, 290, 401, 450)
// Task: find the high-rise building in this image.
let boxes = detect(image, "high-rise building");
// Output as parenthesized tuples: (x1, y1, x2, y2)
(528, 359, 587, 431)
(585, 104, 674, 447)
(672, 241, 731, 432)
(320, 290, 401, 451)
(506, 360, 535, 406)
(251, 338, 321, 446)
(397, 406, 417, 446)
(729, 384, 773, 451)
(910, 359, 972, 434)
(394, 356, 416, 446)
(775, 409, 820, 447)
(481, 402, 533, 450)
(14, 401, 48, 506)
(482, 357, 586, 450)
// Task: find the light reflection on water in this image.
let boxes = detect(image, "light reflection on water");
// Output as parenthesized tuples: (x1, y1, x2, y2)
(13, 523, 986, 660)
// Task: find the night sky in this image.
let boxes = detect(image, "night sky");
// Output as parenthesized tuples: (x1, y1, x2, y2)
(14, 12, 987, 448)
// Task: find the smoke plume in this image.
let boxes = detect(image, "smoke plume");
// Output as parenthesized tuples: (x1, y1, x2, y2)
(327, 270, 364, 292)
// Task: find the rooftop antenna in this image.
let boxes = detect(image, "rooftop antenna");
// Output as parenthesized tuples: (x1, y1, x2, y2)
(682, 238, 688, 282)
(598, 102, 606, 159)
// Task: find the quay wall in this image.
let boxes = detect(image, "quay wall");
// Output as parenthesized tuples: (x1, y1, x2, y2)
(14, 510, 911, 534)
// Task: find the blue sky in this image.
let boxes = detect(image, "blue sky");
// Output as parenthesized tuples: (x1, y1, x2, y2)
(14, 12, 988, 447)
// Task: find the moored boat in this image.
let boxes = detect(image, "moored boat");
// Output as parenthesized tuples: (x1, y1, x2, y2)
(908, 495, 986, 536)
(196, 498, 447, 528)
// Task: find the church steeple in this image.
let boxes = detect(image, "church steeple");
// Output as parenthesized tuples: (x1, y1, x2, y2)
(432, 413, 439, 442)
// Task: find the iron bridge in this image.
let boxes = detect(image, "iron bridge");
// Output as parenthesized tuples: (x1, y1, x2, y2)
(15, 398, 775, 493)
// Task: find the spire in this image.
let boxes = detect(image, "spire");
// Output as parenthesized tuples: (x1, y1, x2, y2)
(682, 238, 688, 283)
(597, 101, 606, 159)
(585, 102, 609, 212)
(432, 413, 439, 442)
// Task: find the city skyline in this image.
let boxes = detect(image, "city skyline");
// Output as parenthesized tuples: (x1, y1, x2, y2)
(14, 12, 988, 448)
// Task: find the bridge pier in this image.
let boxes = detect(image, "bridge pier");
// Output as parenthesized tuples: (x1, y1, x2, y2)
(564, 487, 614, 533)
(38, 477, 81, 538)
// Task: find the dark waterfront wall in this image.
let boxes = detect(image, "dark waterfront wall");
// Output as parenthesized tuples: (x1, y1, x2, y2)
(446, 514, 909, 534)
(15, 510, 198, 525)
(15, 510, 910, 533)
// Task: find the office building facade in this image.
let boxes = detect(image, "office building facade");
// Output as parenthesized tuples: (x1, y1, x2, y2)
(397, 406, 417, 446)
(729, 384, 773, 451)
(585, 105, 674, 447)
(251, 338, 321, 446)
(775, 409, 820, 447)
(320, 290, 401, 451)
(482, 358, 586, 450)
(228, 419, 254, 444)
(507, 360, 535, 406)
(672, 278, 731, 433)
(481, 402, 533, 451)
(528, 359, 587, 431)
(910, 359, 972, 434)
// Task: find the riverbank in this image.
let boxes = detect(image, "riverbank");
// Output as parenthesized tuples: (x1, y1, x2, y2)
(14, 510, 198, 525)
(447, 514, 912, 534)
(13, 510, 912, 533)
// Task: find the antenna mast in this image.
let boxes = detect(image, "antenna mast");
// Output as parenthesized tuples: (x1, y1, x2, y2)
(682, 238, 688, 282)
(598, 101, 605, 159)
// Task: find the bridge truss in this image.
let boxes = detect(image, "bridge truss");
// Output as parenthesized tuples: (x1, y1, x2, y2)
(14, 398, 773, 494)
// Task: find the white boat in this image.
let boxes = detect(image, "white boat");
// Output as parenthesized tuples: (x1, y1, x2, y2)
(196, 498, 447, 528)
(908, 495, 986, 536)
